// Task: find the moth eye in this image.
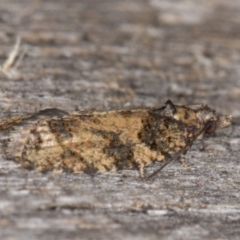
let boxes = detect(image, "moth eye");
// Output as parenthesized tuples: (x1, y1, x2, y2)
(205, 121, 217, 134)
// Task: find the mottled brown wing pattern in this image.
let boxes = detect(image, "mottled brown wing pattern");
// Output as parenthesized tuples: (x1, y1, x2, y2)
(0, 100, 231, 177)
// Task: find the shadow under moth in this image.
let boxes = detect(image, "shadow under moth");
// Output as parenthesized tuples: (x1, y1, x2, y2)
(0, 100, 231, 178)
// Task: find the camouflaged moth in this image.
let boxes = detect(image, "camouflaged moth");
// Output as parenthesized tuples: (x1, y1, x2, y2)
(0, 100, 231, 178)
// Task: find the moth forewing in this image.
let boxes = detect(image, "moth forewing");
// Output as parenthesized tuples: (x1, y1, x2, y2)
(0, 100, 231, 177)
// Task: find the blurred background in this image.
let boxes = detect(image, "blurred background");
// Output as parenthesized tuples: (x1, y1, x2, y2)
(0, 0, 239, 115)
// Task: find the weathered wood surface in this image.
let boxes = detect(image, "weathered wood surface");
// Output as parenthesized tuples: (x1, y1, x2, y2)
(0, 0, 239, 239)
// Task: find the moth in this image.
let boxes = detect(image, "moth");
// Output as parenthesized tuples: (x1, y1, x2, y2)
(0, 100, 231, 178)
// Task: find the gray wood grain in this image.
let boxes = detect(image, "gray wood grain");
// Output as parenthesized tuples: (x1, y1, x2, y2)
(0, 0, 239, 239)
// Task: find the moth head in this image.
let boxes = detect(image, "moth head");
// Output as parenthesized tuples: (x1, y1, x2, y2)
(163, 100, 231, 135)
(193, 104, 232, 135)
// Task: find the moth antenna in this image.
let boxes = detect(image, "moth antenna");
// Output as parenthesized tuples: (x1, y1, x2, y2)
(146, 121, 213, 179)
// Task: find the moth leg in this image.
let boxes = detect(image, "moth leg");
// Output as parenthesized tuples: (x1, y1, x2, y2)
(198, 138, 205, 151)
(139, 163, 145, 178)
(180, 154, 190, 169)
(179, 142, 193, 169)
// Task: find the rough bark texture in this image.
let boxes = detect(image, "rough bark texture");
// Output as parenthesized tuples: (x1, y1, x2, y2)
(0, 0, 239, 239)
